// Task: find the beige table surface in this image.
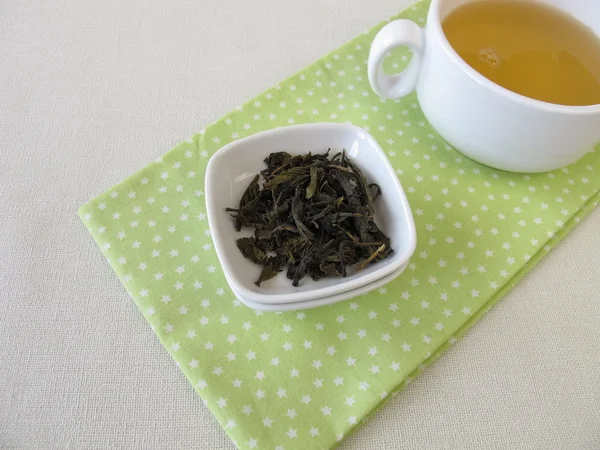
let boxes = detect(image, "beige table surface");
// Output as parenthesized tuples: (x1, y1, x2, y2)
(1, 0, 599, 448)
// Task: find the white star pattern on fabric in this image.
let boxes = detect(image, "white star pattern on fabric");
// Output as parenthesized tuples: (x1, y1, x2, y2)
(286, 428, 298, 439)
(262, 417, 273, 427)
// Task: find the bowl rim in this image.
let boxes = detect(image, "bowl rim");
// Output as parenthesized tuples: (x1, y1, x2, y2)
(205, 122, 417, 304)
(230, 264, 407, 312)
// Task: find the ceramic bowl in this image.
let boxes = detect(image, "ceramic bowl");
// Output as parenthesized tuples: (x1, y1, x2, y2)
(205, 123, 416, 305)
(228, 265, 406, 312)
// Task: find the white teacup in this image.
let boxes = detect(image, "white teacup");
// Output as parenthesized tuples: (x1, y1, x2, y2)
(368, 0, 600, 173)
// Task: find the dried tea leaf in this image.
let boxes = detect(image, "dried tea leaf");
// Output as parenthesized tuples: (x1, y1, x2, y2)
(357, 243, 387, 270)
(236, 237, 267, 264)
(305, 166, 319, 199)
(263, 167, 309, 189)
(226, 149, 393, 287)
(292, 187, 315, 242)
(255, 265, 278, 286)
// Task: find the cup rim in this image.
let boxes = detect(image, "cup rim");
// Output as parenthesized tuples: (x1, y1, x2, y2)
(430, 0, 600, 115)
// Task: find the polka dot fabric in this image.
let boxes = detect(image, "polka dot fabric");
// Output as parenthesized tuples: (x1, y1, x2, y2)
(78, 1, 600, 448)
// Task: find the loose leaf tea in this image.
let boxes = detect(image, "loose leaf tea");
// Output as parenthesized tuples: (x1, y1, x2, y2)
(226, 150, 393, 287)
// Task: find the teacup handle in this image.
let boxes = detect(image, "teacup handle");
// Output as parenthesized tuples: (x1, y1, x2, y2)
(368, 19, 424, 99)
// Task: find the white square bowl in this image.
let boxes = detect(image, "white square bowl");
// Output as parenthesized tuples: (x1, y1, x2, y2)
(205, 123, 416, 305)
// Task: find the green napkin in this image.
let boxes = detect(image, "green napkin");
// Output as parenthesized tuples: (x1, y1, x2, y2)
(78, 1, 600, 448)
